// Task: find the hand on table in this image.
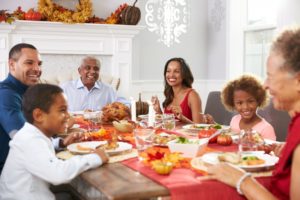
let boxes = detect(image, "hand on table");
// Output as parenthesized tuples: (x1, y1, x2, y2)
(272, 142, 285, 157)
(197, 162, 245, 188)
(94, 147, 109, 164)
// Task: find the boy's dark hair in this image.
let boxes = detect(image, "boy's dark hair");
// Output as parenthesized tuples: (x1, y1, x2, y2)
(22, 84, 63, 123)
(9, 43, 37, 61)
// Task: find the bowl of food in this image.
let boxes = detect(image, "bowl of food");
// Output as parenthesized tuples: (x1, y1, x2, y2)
(167, 137, 208, 157)
(112, 120, 135, 133)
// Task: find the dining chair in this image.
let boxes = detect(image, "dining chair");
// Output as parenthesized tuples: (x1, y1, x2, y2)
(204, 91, 235, 125)
(258, 100, 291, 142)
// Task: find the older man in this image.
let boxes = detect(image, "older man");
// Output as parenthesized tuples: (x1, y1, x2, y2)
(0, 43, 42, 173)
(61, 56, 123, 111)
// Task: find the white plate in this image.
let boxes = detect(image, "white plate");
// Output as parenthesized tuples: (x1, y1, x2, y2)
(193, 152, 279, 172)
(230, 136, 280, 145)
(67, 141, 132, 156)
(138, 114, 164, 121)
(105, 142, 133, 156)
(69, 111, 84, 116)
(72, 124, 80, 129)
(182, 124, 229, 131)
(68, 141, 106, 154)
(70, 110, 101, 116)
(182, 124, 229, 137)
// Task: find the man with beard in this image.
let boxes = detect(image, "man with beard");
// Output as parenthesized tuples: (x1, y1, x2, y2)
(61, 56, 121, 111)
(0, 43, 42, 174)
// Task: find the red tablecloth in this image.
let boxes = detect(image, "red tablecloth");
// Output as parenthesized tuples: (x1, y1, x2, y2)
(122, 144, 272, 200)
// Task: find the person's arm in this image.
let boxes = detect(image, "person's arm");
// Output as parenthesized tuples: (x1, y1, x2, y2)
(203, 163, 278, 200)
(24, 138, 108, 185)
(188, 90, 203, 123)
(290, 145, 300, 199)
(0, 90, 25, 138)
(151, 96, 163, 114)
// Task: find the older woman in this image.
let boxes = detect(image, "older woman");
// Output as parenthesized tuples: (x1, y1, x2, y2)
(203, 28, 300, 199)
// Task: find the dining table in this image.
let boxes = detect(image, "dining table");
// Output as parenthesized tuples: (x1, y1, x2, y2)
(62, 121, 275, 200)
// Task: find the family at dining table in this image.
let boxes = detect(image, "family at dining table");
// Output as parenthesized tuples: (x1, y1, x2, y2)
(0, 26, 300, 199)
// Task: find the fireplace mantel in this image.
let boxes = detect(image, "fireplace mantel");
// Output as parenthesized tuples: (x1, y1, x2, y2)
(0, 20, 145, 97)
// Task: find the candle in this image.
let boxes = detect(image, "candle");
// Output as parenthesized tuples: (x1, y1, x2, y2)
(130, 97, 136, 122)
(147, 100, 155, 127)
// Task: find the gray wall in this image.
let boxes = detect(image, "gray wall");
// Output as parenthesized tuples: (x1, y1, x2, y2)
(207, 0, 227, 80)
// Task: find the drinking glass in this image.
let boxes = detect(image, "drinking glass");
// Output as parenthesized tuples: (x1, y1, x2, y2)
(239, 130, 264, 152)
(162, 114, 175, 130)
(133, 128, 155, 161)
(83, 111, 102, 131)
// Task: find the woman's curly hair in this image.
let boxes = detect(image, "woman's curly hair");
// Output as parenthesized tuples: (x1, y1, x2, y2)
(221, 74, 268, 111)
(272, 27, 300, 73)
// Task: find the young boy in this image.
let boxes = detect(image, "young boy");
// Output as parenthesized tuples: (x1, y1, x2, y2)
(0, 84, 108, 200)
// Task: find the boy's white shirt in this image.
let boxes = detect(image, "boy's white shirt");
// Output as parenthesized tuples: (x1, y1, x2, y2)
(0, 122, 102, 200)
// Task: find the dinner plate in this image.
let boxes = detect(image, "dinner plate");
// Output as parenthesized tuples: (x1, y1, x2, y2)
(67, 141, 132, 156)
(138, 114, 179, 122)
(138, 114, 163, 121)
(182, 124, 229, 131)
(192, 152, 279, 172)
(71, 124, 80, 129)
(105, 142, 133, 156)
(67, 141, 106, 154)
(69, 111, 85, 116)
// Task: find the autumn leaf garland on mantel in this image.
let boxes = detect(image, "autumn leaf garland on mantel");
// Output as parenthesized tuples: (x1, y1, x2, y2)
(38, 0, 92, 23)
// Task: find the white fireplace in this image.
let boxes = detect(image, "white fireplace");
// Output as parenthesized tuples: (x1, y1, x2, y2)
(0, 20, 144, 98)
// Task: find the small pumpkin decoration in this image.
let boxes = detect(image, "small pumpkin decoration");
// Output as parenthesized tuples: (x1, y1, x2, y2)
(120, 0, 141, 25)
(136, 93, 149, 117)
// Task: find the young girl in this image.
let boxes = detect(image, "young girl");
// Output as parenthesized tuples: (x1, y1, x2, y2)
(221, 74, 276, 140)
(0, 84, 108, 200)
(152, 57, 214, 124)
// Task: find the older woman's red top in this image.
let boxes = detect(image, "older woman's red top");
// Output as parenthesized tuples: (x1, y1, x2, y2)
(268, 113, 300, 199)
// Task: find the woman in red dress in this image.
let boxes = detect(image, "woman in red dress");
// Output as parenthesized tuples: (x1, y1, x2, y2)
(204, 28, 300, 199)
(152, 57, 213, 124)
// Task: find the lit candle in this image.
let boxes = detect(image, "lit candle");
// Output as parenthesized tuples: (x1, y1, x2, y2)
(147, 100, 155, 127)
(130, 97, 136, 122)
